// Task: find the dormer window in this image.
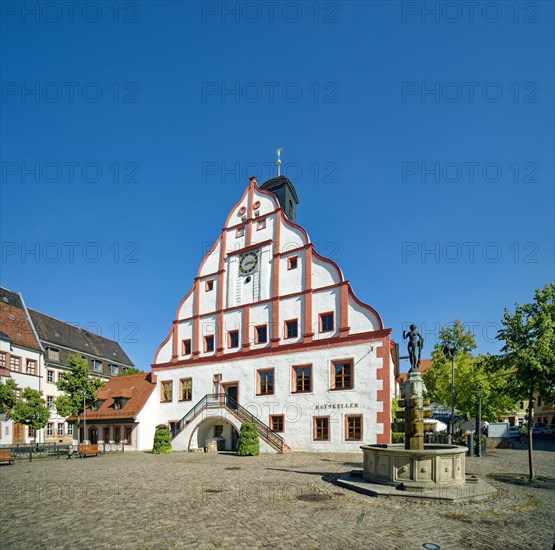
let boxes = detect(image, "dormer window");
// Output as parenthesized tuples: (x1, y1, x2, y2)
(92, 360, 103, 372)
(91, 399, 105, 411)
(47, 348, 60, 361)
(110, 364, 119, 375)
(113, 397, 128, 410)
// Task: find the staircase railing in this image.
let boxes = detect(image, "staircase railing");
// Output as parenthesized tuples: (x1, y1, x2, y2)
(170, 393, 285, 452)
(222, 393, 285, 452)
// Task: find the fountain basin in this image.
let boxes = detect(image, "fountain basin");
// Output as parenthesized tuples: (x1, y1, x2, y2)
(361, 443, 467, 492)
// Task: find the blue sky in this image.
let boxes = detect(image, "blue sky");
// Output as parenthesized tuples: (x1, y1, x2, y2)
(1, 1, 553, 372)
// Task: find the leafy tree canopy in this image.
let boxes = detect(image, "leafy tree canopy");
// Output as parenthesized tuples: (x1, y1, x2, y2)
(423, 319, 518, 421)
(0, 378, 17, 415)
(496, 283, 555, 403)
(56, 354, 104, 420)
(117, 367, 143, 376)
(10, 388, 50, 431)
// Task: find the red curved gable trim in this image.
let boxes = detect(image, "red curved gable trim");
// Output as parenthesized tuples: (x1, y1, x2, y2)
(154, 329, 173, 365)
(347, 283, 384, 330)
(197, 235, 222, 280)
(223, 183, 252, 230)
(311, 247, 344, 283)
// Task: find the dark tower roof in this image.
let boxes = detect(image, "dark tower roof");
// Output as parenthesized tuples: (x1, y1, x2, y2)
(260, 175, 299, 222)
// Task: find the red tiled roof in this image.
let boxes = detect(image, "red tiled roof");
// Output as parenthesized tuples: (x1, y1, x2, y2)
(0, 287, 41, 351)
(70, 372, 155, 422)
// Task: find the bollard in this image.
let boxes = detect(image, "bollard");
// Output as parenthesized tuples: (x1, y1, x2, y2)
(467, 433, 474, 456)
(29, 447, 32, 462)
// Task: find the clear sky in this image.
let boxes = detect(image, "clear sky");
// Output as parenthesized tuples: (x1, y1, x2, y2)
(1, 1, 553, 373)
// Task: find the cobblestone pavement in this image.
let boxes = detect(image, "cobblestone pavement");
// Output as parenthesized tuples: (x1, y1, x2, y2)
(1, 444, 554, 550)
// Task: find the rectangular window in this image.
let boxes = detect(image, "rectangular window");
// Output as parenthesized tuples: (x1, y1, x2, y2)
(47, 348, 60, 361)
(314, 417, 329, 441)
(346, 415, 362, 441)
(236, 226, 245, 237)
(68, 424, 74, 436)
(57, 423, 64, 436)
(228, 330, 239, 349)
(257, 219, 266, 230)
(110, 364, 119, 375)
(287, 256, 298, 270)
(58, 372, 65, 382)
(257, 369, 274, 395)
(214, 425, 223, 437)
(270, 415, 284, 432)
(26, 359, 36, 375)
(47, 423, 54, 437)
(180, 378, 192, 401)
(124, 426, 133, 445)
(319, 312, 334, 333)
(205, 279, 214, 292)
(92, 360, 103, 372)
(47, 370, 54, 383)
(28, 426, 35, 438)
(47, 396, 55, 409)
(161, 381, 173, 402)
(293, 365, 312, 393)
(182, 339, 192, 355)
(332, 360, 353, 390)
(15, 388, 22, 399)
(114, 427, 121, 444)
(255, 325, 268, 344)
(285, 319, 298, 339)
(103, 427, 111, 442)
(204, 335, 214, 352)
(0, 352, 6, 368)
(9, 356, 21, 372)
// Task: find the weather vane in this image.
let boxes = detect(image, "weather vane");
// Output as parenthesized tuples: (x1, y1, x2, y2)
(276, 148, 283, 176)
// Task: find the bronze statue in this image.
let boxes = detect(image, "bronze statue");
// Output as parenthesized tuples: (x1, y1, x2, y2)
(403, 324, 424, 372)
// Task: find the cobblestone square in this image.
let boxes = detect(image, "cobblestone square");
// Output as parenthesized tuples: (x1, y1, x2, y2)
(1, 445, 554, 549)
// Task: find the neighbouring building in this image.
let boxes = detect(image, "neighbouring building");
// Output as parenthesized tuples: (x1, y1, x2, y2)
(0, 287, 43, 445)
(28, 309, 135, 443)
(68, 372, 156, 449)
(0, 285, 135, 445)
(119, 175, 398, 452)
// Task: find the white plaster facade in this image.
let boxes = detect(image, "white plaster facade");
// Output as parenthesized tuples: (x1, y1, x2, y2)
(143, 177, 396, 452)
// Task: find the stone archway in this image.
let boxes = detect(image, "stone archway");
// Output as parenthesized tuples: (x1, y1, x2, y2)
(189, 416, 240, 452)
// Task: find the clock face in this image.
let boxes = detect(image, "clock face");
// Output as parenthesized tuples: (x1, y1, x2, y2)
(239, 252, 258, 275)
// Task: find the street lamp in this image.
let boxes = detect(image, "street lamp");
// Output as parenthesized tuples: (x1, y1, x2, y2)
(83, 389, 87, 445)
(476, 386, 483, 457)
(443, 342, 458, 444)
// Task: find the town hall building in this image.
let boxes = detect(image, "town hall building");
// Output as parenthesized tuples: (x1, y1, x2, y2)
(107, 174, 398, 453)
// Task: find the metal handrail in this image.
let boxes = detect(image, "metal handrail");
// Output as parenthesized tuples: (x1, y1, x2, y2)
(170, 393, 285, 451)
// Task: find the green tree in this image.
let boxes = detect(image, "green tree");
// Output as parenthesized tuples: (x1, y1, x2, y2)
(10, 388, 50, 444)
(152, 424, 172, 454)
(116, 367, 143, 376)
(236, 422, 260, 456)
(56, 354, 104, 441)
(0, 378, 17, 415)
(496, 283, 555, 480)
(423, 320, 518, 421)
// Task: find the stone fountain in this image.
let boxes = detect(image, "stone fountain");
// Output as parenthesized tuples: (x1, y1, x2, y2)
(338, 325, 495, 502)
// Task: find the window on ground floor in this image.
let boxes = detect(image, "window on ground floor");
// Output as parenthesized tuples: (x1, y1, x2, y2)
(124, 426, 133, 445)
(270, 415, 284, 432)
(313, 416, 329, 441)
(345, 415, 362, 441)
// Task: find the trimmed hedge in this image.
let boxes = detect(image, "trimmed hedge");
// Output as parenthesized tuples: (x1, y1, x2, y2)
(236, 422, 260, 456)
(153, 424, 172, 454)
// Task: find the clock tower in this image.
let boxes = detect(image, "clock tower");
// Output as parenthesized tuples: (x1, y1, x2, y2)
(260, 175, 299, 222)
